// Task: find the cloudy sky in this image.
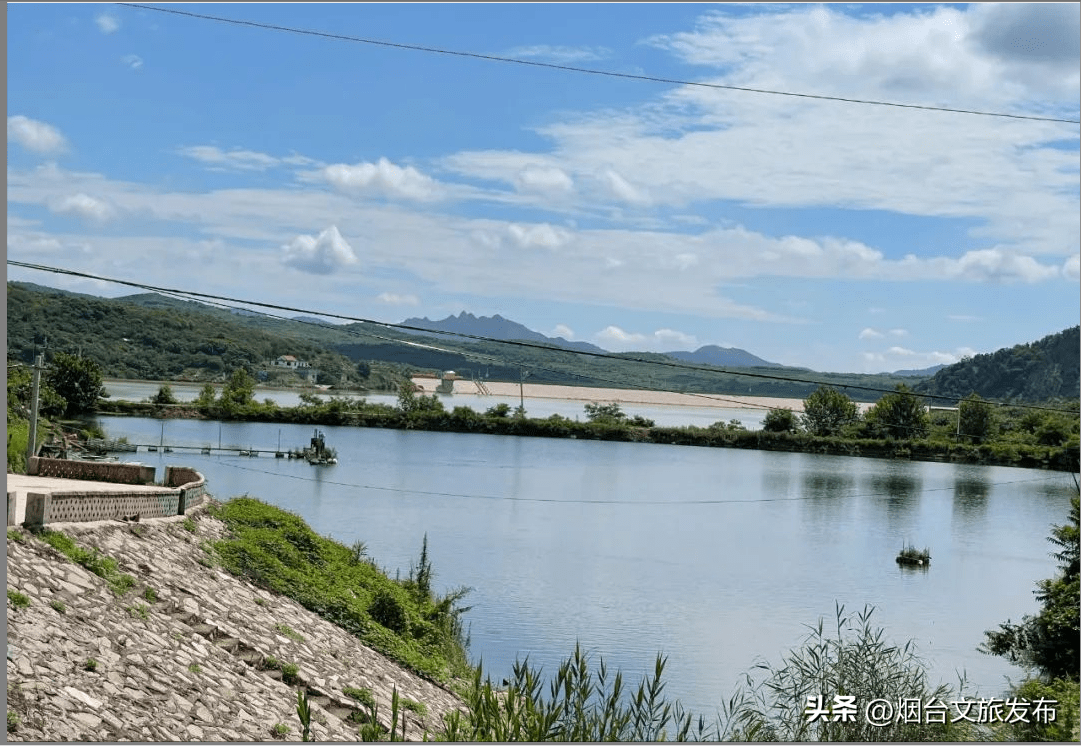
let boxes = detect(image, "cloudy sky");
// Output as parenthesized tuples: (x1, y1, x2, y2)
(7, 3, 1079, 373)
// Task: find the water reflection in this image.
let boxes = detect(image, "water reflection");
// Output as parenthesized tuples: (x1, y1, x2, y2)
(953, 473, 991, 522)
(867, 465, 922, 517)
(799, 465, 855, 528)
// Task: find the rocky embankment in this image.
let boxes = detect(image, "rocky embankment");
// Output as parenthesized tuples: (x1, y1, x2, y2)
(5, 507, 466, 741)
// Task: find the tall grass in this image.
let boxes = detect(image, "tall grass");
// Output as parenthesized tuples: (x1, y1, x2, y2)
(7, 418, 30, 474)
(437, 605, 974, 742)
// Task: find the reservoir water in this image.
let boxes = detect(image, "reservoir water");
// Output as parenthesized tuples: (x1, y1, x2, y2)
(94, 414, 1076, 719)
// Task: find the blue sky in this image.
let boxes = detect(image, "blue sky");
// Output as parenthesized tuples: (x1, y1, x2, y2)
(7, 3, 1080, 373)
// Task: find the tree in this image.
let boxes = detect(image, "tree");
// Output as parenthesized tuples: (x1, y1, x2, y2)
(194, 384, 217, 409)
(151, 384, 178, 405)
(220, 368, 256, 415)
(398, 383, 444, 416)
(957, 392, 994, 443)
(982, 493, 1080, 682)
(864, 384, 929, 440)
(485, 403, 511, 418)
(356, 361, 371, 379)
(46, 352, 105, 416)
(762, 407, 799, 433)
(584, 402, 626, 424)
(800, 386, 858, 436)
(7, 366, 66, 419)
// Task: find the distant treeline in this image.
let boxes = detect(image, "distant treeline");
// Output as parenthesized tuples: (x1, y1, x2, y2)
(97, 391, 1079, 473)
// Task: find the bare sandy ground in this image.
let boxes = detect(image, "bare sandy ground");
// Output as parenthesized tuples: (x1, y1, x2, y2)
(410, 378, 825, 412)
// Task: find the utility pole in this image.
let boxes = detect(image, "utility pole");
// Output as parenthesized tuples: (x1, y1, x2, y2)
(518, 369, 529, 414)
(26, 354, 44, 465)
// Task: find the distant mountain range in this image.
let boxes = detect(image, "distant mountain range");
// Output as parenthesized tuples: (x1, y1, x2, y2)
(399, 312, 784, 367)
(399, 312, 607, 354)
(664, 346, 780, 369)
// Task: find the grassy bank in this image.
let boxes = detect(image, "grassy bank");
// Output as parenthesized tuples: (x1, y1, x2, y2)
(204, 496, 473, 687)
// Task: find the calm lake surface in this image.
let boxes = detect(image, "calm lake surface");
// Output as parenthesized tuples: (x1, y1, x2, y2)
(95, 415, 1076, 717)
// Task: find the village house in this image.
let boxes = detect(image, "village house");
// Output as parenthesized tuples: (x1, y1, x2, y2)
(272, 354, 311, 370)
(269, 355, 319, 382)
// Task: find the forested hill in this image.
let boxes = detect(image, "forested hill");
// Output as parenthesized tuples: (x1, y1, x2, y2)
(914, 326, 1080, 404)
(5, 282, 388, 387)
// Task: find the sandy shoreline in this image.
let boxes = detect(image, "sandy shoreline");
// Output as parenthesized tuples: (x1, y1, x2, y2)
(411, 378, 819, 412)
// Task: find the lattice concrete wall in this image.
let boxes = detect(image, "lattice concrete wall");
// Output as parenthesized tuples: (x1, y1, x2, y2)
(28, 457, 156, 485)
(25, 490, 181, 525)
(169, 466, 208, 513)
(164, 466, 201, 488)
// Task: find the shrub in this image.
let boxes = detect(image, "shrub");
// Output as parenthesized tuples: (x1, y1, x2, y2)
(271, 722, 290, 738)
(762, 407, 799, 433)
(7, 590, 30, 610)
(723, 604, 971, 742)
(344, 686, 377, 720)
(84, 658, 98, 672)
(369, 589, 408, 634)
(50, 599, 67, 614)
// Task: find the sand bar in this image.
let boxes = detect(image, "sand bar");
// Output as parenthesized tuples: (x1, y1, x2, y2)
(410, 378, 834, 412)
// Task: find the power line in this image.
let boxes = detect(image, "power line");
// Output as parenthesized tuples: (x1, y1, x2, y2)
(115, 3, 1080, 126)
(8, 260, 1079, 415)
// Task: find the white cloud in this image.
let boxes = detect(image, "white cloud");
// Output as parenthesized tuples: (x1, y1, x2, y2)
(507, 45, 612, 64)
(601, 169, 650, 205)
(1063, 254, 1080, 281)
(859, 328, 884, 340)
(122, 55, 143, 70)
(281, 226, 358, 275)
(888, 328, 909, 337)
(322, 158, 440, 201)
(8, 115, 68, 154)
(178, 145, 281, 171)
(594, 325, 698, 352)
(861, 345, 978, 371)
(596, 325, 646, 348)
(95, 13, 120, 34)
(49, 193, 115, 222)
(506, 223, 572, 250)
(377, 292, 419, 306)
(551, 324, 575, 339)
(933, 248, 1062, 284)
(654, 328, 698, 348)
(514, 166, 574, 195)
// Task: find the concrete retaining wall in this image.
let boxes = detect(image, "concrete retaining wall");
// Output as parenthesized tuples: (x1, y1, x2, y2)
(27, 457, 156, 485)
(166, 466, 207, 514)
(8, 491, 15, 527)
(25, 490, 182, 526)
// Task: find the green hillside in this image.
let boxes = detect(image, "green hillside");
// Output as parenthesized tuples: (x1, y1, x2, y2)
(5, 282, 405, 389)
(914, 326, 1080, 404)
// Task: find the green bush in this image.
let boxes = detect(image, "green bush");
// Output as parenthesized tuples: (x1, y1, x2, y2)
(7, 590, 30, 610)
(1005, 677, 1080, 742)
(762, 407, 799, 433)
(369, 589, 408, 634)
